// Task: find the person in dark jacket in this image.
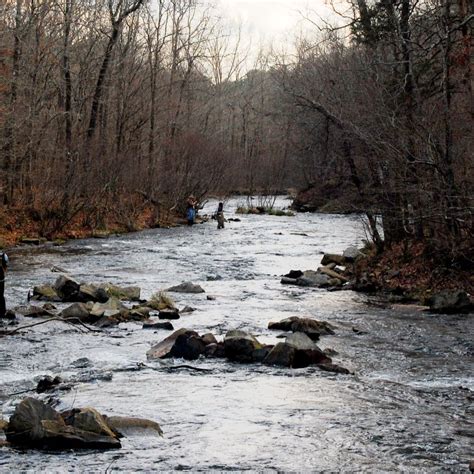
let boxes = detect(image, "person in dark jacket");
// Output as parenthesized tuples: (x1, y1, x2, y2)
(216, 202, 225, 229)
(0, 252, 9, 318)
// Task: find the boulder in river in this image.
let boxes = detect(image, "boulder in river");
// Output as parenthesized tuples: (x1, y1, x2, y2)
(166, 282, 205, 294)
(263, 332, 331, 368)
(281, 270, 330, 288)
(320, 254, 347, 266)
(147, 328, 201, 360)
(342, 246, 362, 262)
(201, 333, 218, 345)
(427, 289, 473, 314)
(6, 398, 121, 450)
(169, 333, 206, 360)
(268, 316, 335, 340)
(54, 274, 81, 301)
(61, 302, 93, 322)
(77, 284, 109, 303)
(32, 285, 61, 302)
(204, 342, 226, 358)
(224, 330, 263, 363)
(36, 375, 62, 393)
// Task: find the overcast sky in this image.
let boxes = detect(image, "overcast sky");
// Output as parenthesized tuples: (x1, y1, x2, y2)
(213, 0, 340, 50)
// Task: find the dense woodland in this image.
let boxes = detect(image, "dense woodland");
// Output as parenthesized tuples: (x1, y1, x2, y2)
(0, 0, 473, 269)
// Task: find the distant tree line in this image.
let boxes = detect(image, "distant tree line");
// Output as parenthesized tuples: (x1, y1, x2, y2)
(0, 0, 297, 236)
(275, 0, 473, 264)
(0, 0, 472, 265)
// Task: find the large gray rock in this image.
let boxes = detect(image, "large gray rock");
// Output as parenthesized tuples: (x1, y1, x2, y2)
(61, 303, 92, 322)
(166, 282, 205, 294)
(224, 330, 262, 363)
(263, 332, 330, 368)
(427, 290, 473, 314)
(343, 246, 362, 262)
(146, 328, 200, 360)
(268, 316, 335, 340)
(262, 342, 296, 367)
(54, 274, 81, 301)
(6, 398, 120, 450)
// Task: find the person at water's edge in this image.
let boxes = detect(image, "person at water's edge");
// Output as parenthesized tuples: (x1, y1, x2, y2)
(0, 252, 9, 318)
(216, 202, 225, 229)
(186, 195, 197, 225)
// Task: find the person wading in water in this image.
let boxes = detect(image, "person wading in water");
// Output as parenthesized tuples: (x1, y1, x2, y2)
(186, 195, 197, 225)
(216, 202, 225, 229)
(0, 251, 9, 318)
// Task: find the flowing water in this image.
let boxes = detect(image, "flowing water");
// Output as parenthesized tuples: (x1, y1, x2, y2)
(0, 197, 472, 472)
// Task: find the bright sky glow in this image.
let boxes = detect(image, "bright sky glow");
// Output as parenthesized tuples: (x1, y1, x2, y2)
(214, 0, 342, 52)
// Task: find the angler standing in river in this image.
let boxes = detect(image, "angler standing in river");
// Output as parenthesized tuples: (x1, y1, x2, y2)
(216, 202, 225, 229)
(186, 195, 197, 225)
(0, 251, 9, 318)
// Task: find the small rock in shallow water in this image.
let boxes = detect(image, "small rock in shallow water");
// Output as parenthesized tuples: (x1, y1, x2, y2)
(166, 282, 205, 294)
(158, 309, 180, 320)
(143, 321, 174, 330)
(36, 375, 62, 393)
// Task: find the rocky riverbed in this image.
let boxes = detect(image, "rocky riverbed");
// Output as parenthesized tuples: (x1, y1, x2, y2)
(0, 197, 472, 471)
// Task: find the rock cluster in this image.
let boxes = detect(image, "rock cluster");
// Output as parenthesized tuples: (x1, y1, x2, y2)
(147, 326, 349, 373)
(21, 275, 205, 328)
(3, 397, 161, 450)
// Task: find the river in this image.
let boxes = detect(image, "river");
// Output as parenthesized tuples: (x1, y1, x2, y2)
(0, 197, 472, 472)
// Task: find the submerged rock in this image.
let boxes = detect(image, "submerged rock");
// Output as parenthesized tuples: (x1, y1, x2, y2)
(166, 282, 205, 294)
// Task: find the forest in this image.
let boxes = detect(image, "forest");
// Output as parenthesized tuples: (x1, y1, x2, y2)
(0, 0, 473, 281)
